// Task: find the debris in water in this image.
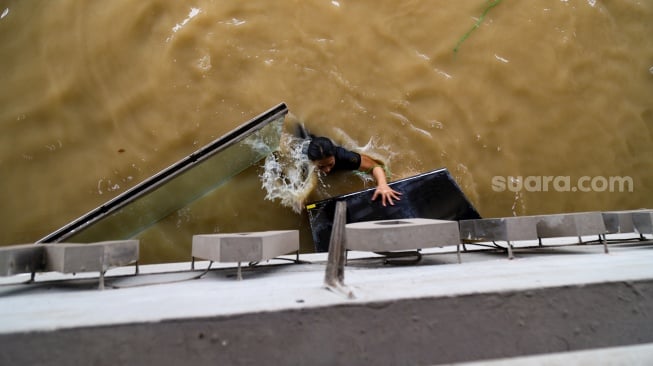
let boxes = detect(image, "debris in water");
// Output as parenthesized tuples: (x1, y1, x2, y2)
(453, 0, 503, 55)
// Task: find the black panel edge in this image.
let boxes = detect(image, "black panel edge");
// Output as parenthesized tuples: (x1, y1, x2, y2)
(305, 168, 451, 209)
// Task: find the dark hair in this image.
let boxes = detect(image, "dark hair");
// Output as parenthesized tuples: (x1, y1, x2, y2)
(307, 137, 335, 161)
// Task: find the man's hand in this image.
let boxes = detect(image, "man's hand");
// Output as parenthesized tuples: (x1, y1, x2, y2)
(372, 184, 402, 206)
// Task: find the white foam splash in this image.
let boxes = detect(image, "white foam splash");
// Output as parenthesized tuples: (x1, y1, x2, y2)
(335, 128, 397, 162)
(197, 55, 212, 72)
(416, 51, 430, 61)
(260, 134, 316, 213)
(436, 69, 453, 79)
(223, 18, 246, 26)
(494, 54, 510, 63)
(172, 7, 201, 33)
(97, 178, 121, 195)
(410, 125, 432, 138)
(389, 112, 410, 126)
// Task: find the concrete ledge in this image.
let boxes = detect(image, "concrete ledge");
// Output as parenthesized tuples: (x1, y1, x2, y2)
(534, 212, 606, 239)
(192, 230, 299, 263)
(633, 211, 653, 234)
(0, 244, 44, 276)
(1, 242, 653, 365)
(345, 218, 460, 252)
(2, 278, 651, 365)
(44, 240, 139, 273)
(459, 217, 538, 242)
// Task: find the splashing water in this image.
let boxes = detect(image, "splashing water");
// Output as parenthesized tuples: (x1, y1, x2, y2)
(260, 129, 399, 213)
(260, 133, 317, 213)
(331, 128, 399, 181)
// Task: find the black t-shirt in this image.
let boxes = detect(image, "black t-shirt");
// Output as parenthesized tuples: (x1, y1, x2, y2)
(333, 146, 361, 171)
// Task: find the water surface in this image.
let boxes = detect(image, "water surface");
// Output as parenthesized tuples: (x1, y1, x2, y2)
(1, 0, 652, 263)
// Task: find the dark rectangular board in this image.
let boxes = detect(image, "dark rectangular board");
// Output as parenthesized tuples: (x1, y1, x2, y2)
(306, 168, 482, 252)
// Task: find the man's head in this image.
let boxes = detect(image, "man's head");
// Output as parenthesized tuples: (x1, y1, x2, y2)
(307, 137, 336, 174)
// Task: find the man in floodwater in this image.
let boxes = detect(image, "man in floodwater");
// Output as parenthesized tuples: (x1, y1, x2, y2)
(306, 136, 402, 206)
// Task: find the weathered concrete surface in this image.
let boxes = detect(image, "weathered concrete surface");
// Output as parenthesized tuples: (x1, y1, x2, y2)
(345, 218, 460, 252)
(1, 242, 652, 365)
(44, 240, 139, 273)
(633, 211, 653, 234)
(458, 210, 653, 244)
(602, 211, 637, 234)
(534, 212, 607, 239)
(99, 240, 140, 268)
(44, 243, 104, 273)
(1, 278, 651, 365)
(192, 230, 299, 263)
(459, 216, 538, 242)
(0, 244, 44, 276)
(0, 241, 138, 277)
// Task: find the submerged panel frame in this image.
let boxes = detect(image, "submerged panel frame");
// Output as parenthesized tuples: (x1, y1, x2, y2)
(38, 103, 288, 243)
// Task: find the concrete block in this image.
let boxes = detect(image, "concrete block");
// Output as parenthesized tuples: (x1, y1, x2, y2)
(633, 211, 653, 234)
(100, 240, 140, 267)
(44, 240, 139, 273)
(45, 243, 103, 273)
(0, 244, 45, 276)
(345, 218, 460, 252)
(192, 230, 299, 263)
(459, 216, 538, 242)
(602, 211, 637, 234)
(534, 212, 607, 238)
